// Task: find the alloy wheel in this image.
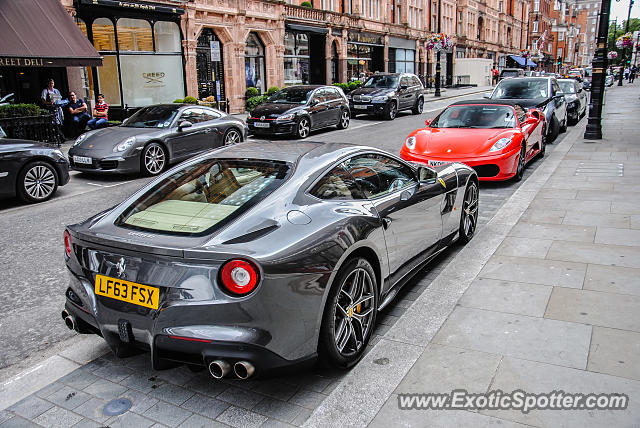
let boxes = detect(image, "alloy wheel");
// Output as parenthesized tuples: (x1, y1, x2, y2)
(388, 103, 397, 120)
(24, 165, 56, 200)
(515, 145, 526, 181)
(224, 129, 241, 145)
(297, 118, 310, 138)
(144, 144, 166, 175)
(461, 183, 478, 240)
(340, 110, 350, 129)
(334, 267, 375, 357)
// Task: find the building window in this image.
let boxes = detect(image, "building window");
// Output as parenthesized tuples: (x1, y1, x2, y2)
(499, 1, 503, 12)
(116, 18, 153, 52)
(558, 32, 564, 41)
(389, 48, 415, 73)
(534, 0, 539, 12)
(92, 18, 116, 51)
(154, 21, 181, 53)
(245, 33, 266, 94)
(533, 21, 539, 33)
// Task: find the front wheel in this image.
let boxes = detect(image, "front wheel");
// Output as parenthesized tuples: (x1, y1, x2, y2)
(513, 144, 526, 182)
(319, 258, 378, 369)
(17, 161, 59, 203)
(383, 101, 397, 120)
(412, 97, 424, 115)
(295, 117, 310, 139)
(539, 130, 546, 158)
(458, 180, 479, 244)
(141, 142, 167, 176)
(337, 109, 350, 129)
(548, 115, 560, 142)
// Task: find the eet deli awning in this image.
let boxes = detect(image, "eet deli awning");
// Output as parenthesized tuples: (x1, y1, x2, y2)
(509, 55, 536, 67)
(0, 0, 102, 68)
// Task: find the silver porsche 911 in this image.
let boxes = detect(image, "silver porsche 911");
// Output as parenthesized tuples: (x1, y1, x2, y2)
(62, 141, 478, 378)
(68, 104, 248, 176)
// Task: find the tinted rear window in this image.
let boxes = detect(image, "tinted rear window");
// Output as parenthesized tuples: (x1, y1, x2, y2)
(116, 159, 290, 236)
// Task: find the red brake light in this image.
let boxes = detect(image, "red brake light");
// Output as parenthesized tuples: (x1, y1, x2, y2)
(63, 230, 72, 258)
(220, 259, 260, 296)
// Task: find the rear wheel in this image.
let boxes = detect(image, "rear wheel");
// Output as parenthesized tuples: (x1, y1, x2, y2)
(17, 161, 59, 203)
(539, 131, 546, 158)
(337, 109, 350, 129)
(319, 257, 378, 368)
(458, 181, 479, 244)
(412, 97, 424, 115)
(223, 128, 242, 145)
(560, 115, 568, 133)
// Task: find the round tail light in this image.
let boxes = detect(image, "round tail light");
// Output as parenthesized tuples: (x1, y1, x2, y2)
(220, 259, 260, 296)
(63, 230, 72, 258)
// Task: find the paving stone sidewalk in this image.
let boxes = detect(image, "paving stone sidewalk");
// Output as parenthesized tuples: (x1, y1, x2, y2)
(306, 84, 640, 427)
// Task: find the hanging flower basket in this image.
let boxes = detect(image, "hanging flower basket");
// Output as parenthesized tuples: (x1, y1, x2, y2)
(608, 51, 618, 60)
(426, 33, 454, 52)
(616, 33, 633, 49)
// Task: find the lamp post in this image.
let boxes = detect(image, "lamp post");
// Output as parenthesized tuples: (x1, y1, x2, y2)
(584, 0, 612, 139)
(617, 0, 634, 86)
(434, 0, 442, 97)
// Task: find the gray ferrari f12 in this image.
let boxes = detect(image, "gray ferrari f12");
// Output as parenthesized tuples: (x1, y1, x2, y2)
(62, 141, 478, 378)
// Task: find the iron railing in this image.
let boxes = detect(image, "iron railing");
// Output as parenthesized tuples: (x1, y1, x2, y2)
(0, 113, 60, 145)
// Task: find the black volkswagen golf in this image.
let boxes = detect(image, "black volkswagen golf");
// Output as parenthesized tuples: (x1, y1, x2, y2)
(247, 85, 351, 139)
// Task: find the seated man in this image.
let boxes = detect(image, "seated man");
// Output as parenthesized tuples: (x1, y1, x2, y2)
(66, 92, 91, 132)
(87, 94, 109, 129)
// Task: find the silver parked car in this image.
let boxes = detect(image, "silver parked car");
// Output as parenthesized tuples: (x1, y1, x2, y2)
(62, 141, 478, 377)
(69, 104, 248, 176)
(486, 77, 568, 142)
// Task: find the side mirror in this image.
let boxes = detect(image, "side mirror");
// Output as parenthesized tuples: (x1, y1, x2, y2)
(178, 120, 192, 130)
(424, 118, 432, 127)
(483, 92, 492, 99)
(555, 91, 565, 97)
(418, 166, 437, 182)
(308, 99, 318, 107)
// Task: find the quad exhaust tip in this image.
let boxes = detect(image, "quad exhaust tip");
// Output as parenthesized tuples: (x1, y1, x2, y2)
(234, 361, 255, 380)
(208, 360, 231, 379)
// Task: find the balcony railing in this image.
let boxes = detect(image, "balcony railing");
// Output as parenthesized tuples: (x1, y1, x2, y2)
(284, 4, 359, 27)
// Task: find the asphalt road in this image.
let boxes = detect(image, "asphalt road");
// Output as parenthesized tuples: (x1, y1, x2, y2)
(0, 91, 569, 373)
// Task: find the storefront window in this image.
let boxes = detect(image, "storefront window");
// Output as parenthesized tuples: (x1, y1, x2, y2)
(347, 43, 373, 81)
(284, 32, 310, 85)
(120, 55, 184, 106)
(245, 33, 266, 94)
(117, 18, 153, 52)
(154, 21, 181, 53)
(97, 55, 121, 106)
(92, 18, 116, 51)
(389, 48, 415, 74)
(76, 18, 87, 37)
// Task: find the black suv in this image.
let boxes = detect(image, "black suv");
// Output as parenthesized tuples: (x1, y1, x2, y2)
(348, 73, 424, 120)
(247, 85, 350, 139)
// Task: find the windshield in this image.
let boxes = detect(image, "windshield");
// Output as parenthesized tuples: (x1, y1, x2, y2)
(123, 106, 179, 128)
(363, 75, 399, 89)
(501, 70, 520, 78)
(431, 105, 517, 129)
(267, 88, 313, 104)
(116, 158, 290, 236)
(559, 81, 576, 93)
(492, 79, 548, 99)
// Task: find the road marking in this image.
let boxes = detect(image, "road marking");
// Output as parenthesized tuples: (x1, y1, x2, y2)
(348, 121, 385, 131)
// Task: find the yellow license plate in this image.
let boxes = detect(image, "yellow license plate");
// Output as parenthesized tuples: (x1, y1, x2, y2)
(95, 274, 159, 310)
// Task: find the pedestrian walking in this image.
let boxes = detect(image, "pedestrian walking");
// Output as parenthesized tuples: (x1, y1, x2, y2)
(630, 65, 637, 83)
(624, 66, 630, 80)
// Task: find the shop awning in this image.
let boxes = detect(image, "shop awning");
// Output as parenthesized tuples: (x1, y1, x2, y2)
(285, 23, 329, 35)
(509, 55, 536, 67)
(0, 0, 102, 67)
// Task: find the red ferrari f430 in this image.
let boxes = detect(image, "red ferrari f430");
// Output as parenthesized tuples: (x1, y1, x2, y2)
(400, 100, 546, 181)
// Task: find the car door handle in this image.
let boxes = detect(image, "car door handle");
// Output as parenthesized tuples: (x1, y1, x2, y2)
(382, 217, 392, 229)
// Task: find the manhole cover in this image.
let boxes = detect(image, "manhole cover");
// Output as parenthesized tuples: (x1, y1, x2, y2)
(103, 398, 132, 416)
